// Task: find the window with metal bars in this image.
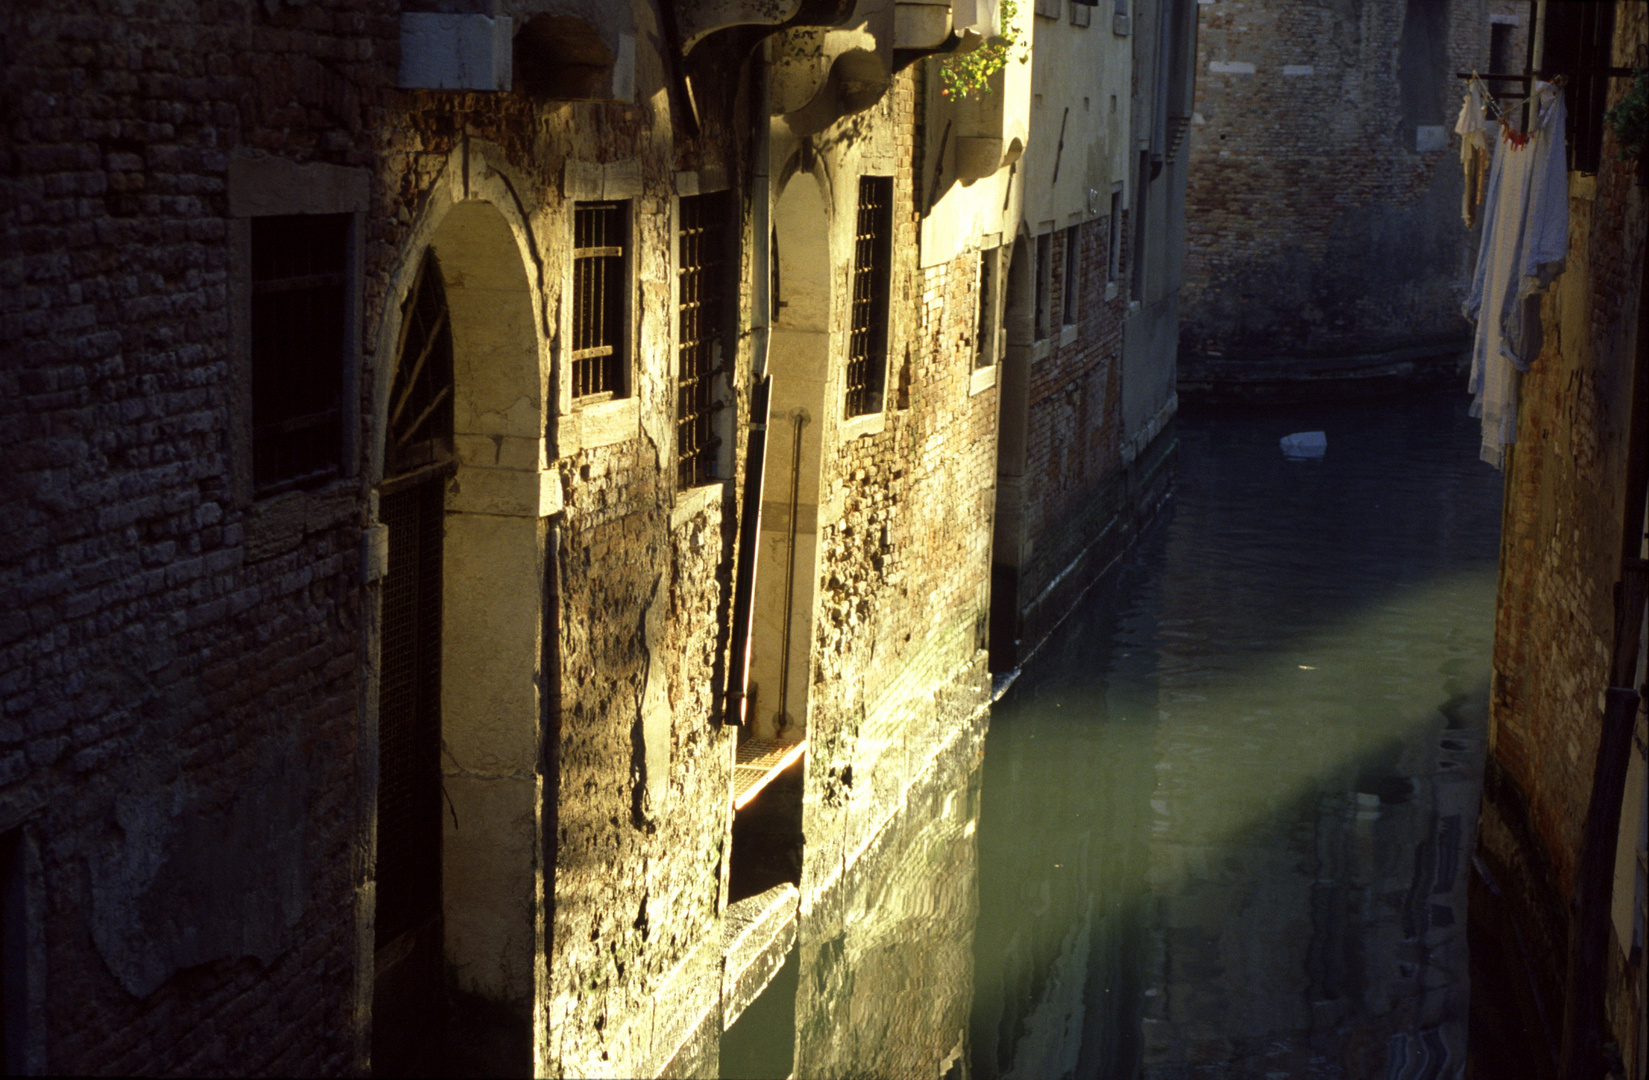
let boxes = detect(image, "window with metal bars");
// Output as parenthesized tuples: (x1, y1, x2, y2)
(1541, 1, 1615, 175)
(1062, 225, 1081, 326)
(846, 176, 893, 418)
(677, 192, 731, 489)
(572, 201, 629, 400)
(250, 214, 349, 496)
(976, 247, 999, 370)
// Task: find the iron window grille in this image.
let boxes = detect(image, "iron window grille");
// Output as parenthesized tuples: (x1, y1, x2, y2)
(677, 192, 731, 489)
(250, 213, 349, 496)
(1033, 232, 1052, 340)
(976, 247, 999, 370)
(1541, 0, 1615, 175)
(572, 201, 628, 400)
(1062, 225, 1082, 326)
(846, 176, 893, 418)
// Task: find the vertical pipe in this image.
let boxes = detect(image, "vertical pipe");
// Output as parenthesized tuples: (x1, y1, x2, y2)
(777, 412, 805, 729)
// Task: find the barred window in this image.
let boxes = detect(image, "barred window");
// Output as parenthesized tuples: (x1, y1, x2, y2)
(976, 247, 999, 370)
(1062, 225, 1081, 326)
(677, 192, 731, 489)
(572, 201, 628, 400)
(1541, 1, 1614, 175)
(251, 214, 349, 496)
(846, 176, 893, 418)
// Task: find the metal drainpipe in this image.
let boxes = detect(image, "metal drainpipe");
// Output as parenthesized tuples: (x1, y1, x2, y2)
(777, 411, 806, 730)
(539, 514, 562, 1028)
(724, 38, 775, 728)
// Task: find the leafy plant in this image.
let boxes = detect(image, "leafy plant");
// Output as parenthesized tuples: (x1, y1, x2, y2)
(938, 0, 1029, 100)
(1604, 66, 1649, 161)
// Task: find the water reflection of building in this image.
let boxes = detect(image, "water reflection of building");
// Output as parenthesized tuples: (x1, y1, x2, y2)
(972, 586, 1160, 1080)
(722, 708, 987, 1080)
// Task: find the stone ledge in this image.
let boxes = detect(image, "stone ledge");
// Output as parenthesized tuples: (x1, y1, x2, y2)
(671, 480, 729, 531)
(720, 882, 799, 1032)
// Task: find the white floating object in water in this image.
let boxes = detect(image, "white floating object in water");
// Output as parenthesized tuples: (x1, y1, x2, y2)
(1280, 431, 1327, 459)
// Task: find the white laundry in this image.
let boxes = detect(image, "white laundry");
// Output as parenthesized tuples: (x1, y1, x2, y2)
(1462, 83, 1569, 469)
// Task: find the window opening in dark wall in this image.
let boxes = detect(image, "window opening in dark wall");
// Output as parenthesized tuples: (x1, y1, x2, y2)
(572, 201, 629, 400)
(976, 247, 999, 369)
(845, 176, 893, 418)
(251, 213, 349, 496)
(1542, 0, 1615, 174)
(1062, 225, 1082, 327)
(1033, 232, 1052, 340)
(1396, 0, 1450, 132)
(677, 192, 731, 489)
(1, 829, 28, 1076)
(1108, 190, 1123, 282)
(1488, 21, 1521, 95)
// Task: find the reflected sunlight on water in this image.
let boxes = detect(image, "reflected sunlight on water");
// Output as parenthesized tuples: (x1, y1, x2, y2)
(973, 393, 1503, 1080)
(720, 393, 1503, 1080)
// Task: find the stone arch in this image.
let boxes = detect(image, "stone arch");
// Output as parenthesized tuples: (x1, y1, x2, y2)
(366, 156, 550, 1074)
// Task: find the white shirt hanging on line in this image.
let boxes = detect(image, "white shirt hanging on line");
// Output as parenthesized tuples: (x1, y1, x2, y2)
(1462, 82, 1569, 470)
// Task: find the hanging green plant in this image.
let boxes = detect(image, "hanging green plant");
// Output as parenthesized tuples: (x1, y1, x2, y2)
(1604, 66, 1649, 161)
(938, 0, 1029, 101)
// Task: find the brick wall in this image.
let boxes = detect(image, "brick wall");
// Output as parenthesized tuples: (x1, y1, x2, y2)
(1180, 0, 1522, 372)
(1469, 6, 1649, 1077)
(1, 1, 754, 1074)
(1, 1, 392, 1072)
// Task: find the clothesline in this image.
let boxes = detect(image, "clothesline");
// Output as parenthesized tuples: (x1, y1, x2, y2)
(1463, 70, 1564, 135)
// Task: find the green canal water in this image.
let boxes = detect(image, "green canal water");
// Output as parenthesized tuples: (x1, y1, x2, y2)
(723, 392, 1504, 1080)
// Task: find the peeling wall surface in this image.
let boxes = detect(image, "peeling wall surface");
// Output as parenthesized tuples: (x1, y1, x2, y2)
(1180, 0, 1525, 374)
(1468, 8, 1649, 1079)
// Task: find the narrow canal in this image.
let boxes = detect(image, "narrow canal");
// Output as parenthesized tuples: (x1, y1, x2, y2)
(720, 391, 1504, 1079)
(972, 391, 1504, 1080)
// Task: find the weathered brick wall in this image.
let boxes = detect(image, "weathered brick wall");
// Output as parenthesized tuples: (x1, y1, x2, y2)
(1, 1, 391, 1072)
(1015, 220, 1128, 612)
(2, 1, 750, 1074)
(1470, 6, 1649, 1076)
(1181, 0, 1519, 370)
(803, 66, 995, 913)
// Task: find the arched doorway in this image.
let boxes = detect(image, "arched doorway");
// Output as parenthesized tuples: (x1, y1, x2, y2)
(372, 196, 547, 1076)
(373, 249, 455, 1075)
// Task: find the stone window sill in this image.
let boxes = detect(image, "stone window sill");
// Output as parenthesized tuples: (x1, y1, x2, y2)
(1058, 324, 1079, 347)
(672, 479, 729, 530)
(970, 364, 998, 396)
(1030, 339, 1053, 363)
(563, 396, 639, 452)
(840, 408, 886, 441)
(245, 477, 357, 562)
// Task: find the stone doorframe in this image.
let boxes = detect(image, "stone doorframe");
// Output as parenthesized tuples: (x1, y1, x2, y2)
(359, 140, 561, 1071)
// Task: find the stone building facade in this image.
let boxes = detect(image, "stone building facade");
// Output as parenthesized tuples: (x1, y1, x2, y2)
(0, 0, 1174, 1076)
(1178, 0, 1526, 400)
(986, 0, 1193, 673)
(1466, 5, 1649, 1080)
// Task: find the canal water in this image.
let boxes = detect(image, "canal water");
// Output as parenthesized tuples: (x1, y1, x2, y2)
(723, 392, 1504, 1079)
